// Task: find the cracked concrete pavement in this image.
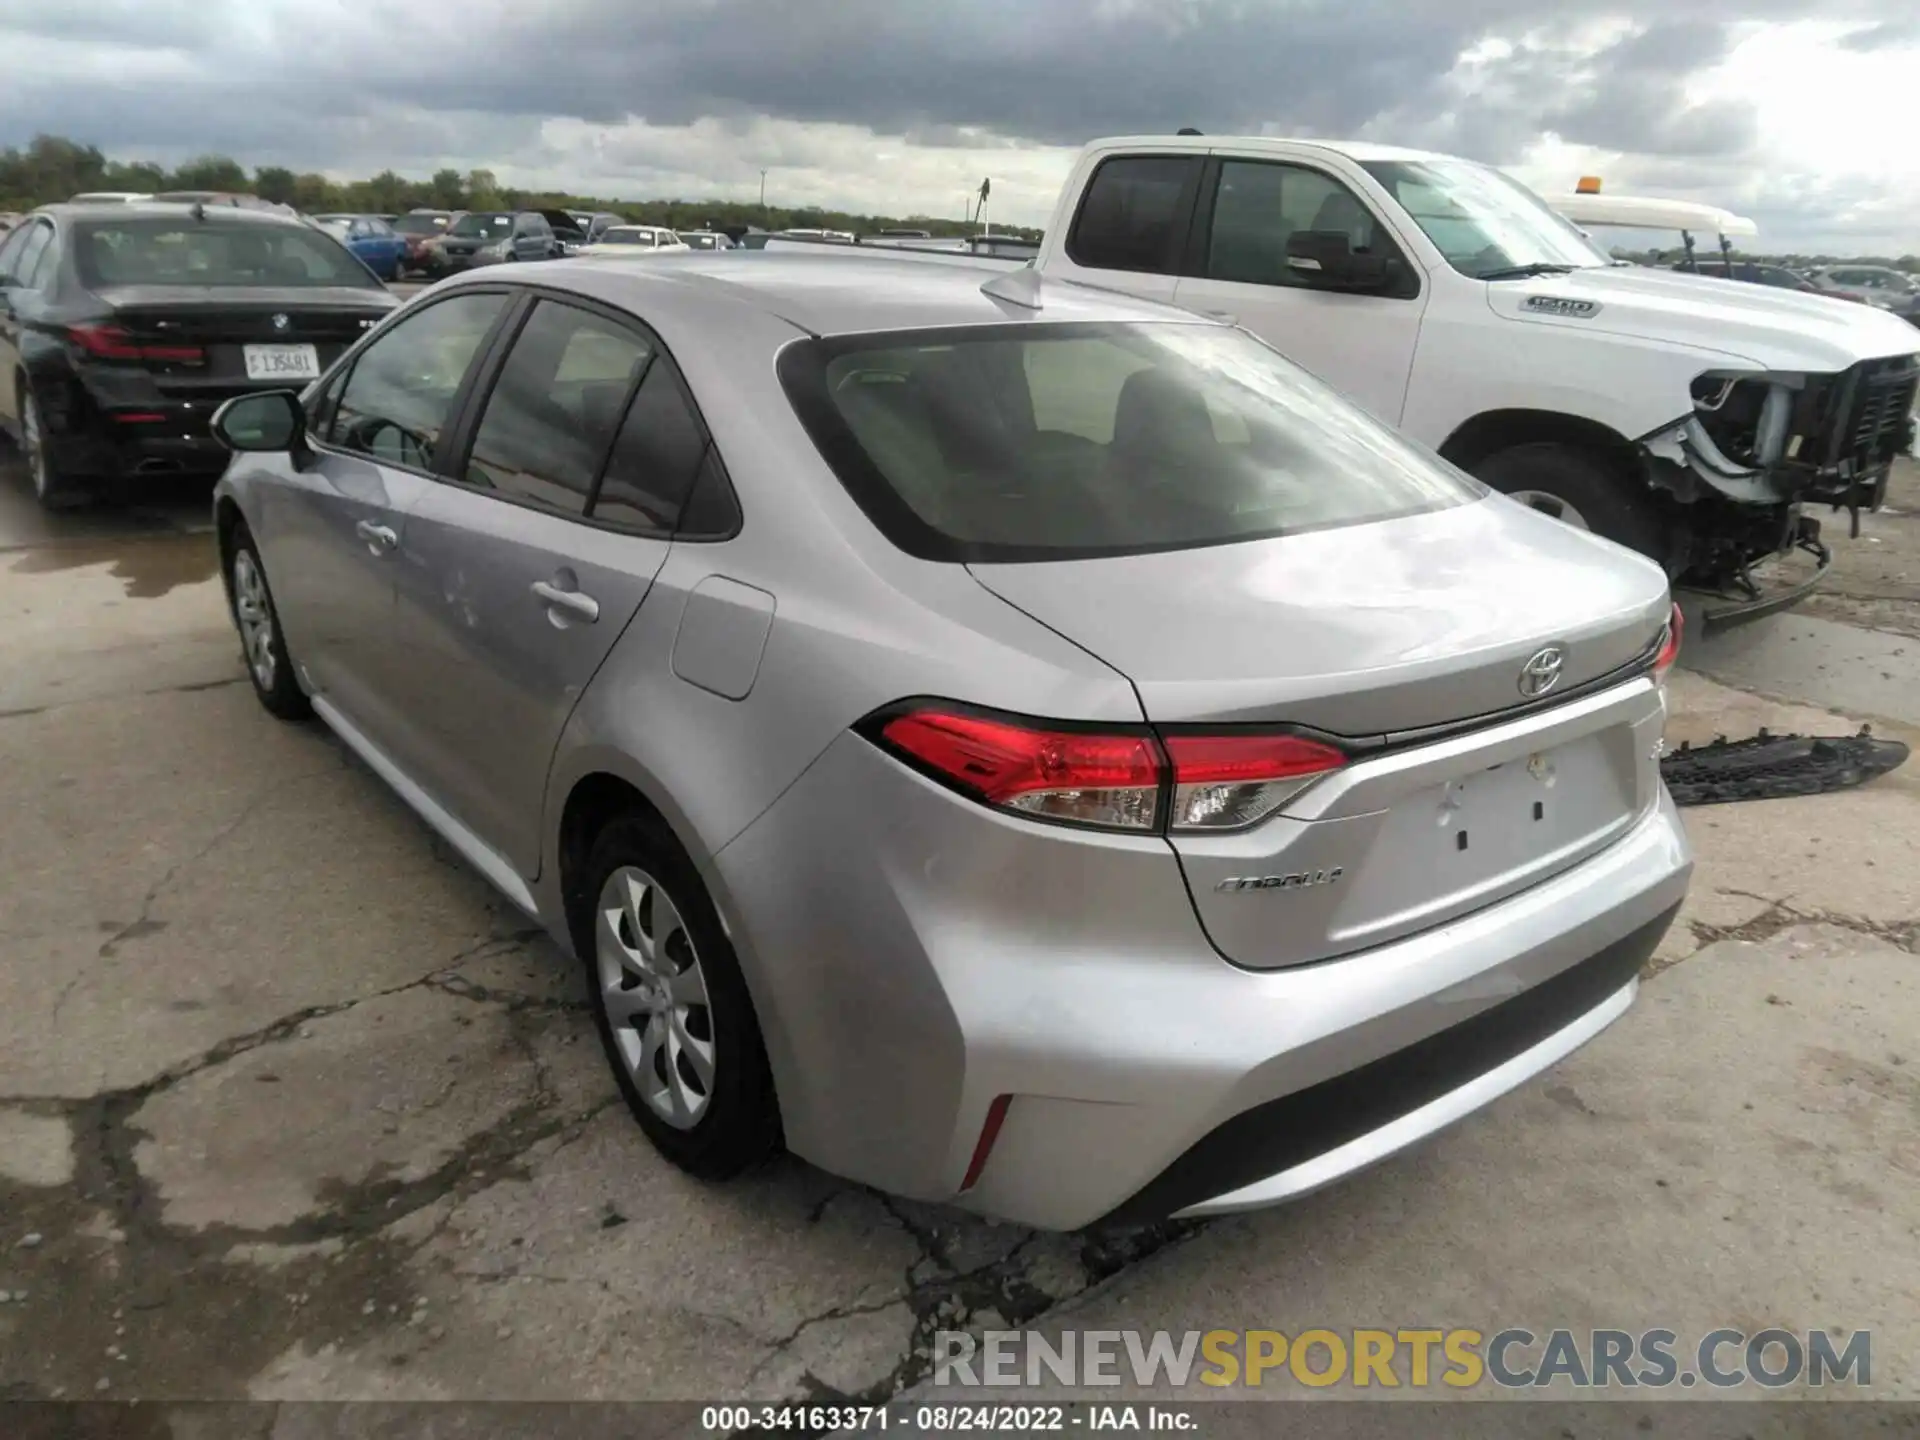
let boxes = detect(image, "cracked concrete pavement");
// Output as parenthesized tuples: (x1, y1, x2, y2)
(2, 460, 1919, 1408)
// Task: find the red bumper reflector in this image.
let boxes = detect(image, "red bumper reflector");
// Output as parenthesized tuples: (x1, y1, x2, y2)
(113, 413, 168, 424)
(960, 1094, 1012, 1192)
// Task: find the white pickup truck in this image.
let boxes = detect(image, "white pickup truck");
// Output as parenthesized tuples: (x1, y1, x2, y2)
(1034, 136, 1920, 613)
(772, 135, 1919, 618)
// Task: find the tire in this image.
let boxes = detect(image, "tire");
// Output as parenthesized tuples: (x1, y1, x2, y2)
(1472, 442, 1676, 572)
(580, 811, 781, 1180)
(227, 527, 312, 720)
(18, 385, 88, 511)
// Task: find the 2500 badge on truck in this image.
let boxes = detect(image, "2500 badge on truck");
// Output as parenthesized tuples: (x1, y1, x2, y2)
(1028, 136, 1920, 615)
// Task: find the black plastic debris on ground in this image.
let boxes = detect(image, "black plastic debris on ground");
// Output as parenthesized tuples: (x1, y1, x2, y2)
(1661, 726, 1910, 807)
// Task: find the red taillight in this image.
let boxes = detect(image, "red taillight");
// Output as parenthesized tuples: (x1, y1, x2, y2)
(112, 412, 168, 424)
(1163, 733, 1348, 832)
(959, 1094, 1012, 1192)
(871, 706, 1347, 834)
(879, 708, 1163, 831)
(1653, 602, 1683, 681)
(67, 324, 204, 366)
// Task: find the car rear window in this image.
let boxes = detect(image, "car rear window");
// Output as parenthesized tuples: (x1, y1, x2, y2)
(780, 321, 1478, 562)
(448, 213, 513, 238)
(72, 219, 379, 289)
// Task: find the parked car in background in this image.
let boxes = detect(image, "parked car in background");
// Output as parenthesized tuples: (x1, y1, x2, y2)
(679, 231, 733, 251)
(424, 210, 559, 273)
(207, 252, 1690, 1230)
(312, 213, 408, 282)
(0, 202, 395, 508)
(1671, 259, 1823, 294)
(536, 210, 590, 255)
(994, 135, 1919, 616)
(68, 191, 154, 205)
(394, 210, 457, 275)
(567, 211, 627, 244)
(1807, 266, 1920, 325)
(577, 224, 691, 255)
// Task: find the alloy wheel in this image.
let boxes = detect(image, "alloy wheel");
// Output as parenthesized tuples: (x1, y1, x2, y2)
(596, 865, 715, 1129)
(230, 550, 278, 692)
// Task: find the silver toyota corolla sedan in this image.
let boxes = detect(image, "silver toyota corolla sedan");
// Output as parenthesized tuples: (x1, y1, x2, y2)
(208, 253, 1692, 1231)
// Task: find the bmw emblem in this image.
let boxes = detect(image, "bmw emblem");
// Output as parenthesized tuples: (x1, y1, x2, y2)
(271, 313, 291, 333)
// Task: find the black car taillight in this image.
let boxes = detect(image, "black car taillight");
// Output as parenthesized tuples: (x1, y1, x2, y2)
(865, 704, 1347, 835)
(68, 324, 204, 366)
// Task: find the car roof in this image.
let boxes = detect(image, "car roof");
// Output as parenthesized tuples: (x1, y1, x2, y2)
(1084, 133, 1455, 164)
(33, 201, 310, 226)
(438, 250, 1211, 337)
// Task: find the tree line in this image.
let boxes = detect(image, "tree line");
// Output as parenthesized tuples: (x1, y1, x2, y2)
(0, 133, 1041, 240)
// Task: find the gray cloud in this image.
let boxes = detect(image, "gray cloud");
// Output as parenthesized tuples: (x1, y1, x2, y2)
(1, 0, 1916, 249)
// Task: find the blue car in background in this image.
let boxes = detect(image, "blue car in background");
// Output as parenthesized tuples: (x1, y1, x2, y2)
(311, 214, 407, 281)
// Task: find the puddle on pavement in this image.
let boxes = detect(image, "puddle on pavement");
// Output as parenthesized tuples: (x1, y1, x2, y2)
(7, 531, 220, 600)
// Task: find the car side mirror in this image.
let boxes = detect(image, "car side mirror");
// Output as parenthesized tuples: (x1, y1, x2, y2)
(1284, 230, 1394, 292)
(213, 390, 307, 458)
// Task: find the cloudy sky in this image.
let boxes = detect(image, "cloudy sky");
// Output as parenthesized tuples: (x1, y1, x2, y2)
(4, 0, 1917, 253)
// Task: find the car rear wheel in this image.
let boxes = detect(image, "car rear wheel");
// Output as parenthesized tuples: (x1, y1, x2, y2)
(582, 812, 781, 1180)
(228, 529, 312, 720)
(19, 389, 87, 511)
(1473, 442, 1676, 574)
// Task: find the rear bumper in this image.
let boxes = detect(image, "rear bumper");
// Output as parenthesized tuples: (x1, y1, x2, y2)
(712, 731, 1692, 1232)
(40, 394, 230, 481)
(1104, 901, 1669, 1224)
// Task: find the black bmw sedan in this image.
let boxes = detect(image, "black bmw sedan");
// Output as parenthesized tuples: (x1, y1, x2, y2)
(0, 202, 397, 508)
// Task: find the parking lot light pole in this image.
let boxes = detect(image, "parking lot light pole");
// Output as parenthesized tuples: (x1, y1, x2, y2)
(759, 169, 768, 218)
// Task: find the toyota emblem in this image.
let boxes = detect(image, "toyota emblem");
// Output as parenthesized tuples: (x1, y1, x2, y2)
(271, 313, 291, 333)
(1518, 646, 1566, 698)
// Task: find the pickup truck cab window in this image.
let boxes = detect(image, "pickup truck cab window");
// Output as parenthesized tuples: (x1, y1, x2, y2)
(1066, 155, 1202, 276)
(1203, 159, 1415, 298)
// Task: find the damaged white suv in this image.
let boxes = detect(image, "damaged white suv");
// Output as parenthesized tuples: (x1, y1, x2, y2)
(1031, 136, 1920, 618)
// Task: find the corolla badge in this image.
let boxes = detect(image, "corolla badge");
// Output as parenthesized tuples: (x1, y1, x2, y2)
(271, 313, 291, 333)
(1518, 645, 1567, 698)
(1216, 868, 1343, 893)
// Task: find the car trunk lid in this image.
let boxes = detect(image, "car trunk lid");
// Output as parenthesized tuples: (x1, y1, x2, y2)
(969, 497, 1674, 969)
(83, 286, 392, 402)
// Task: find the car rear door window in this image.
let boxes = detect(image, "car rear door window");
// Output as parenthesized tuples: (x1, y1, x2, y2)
(1067, 155, 1202, 275)
(589, 355, 709, 532)
(1207, 160, 1403, 289)
(461, 299, 651, 515)
(328, 291, 507, 470)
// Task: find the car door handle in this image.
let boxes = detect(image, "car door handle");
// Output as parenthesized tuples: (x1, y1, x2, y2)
(354, 520, 398, 554)
(531, 580, 600, 623)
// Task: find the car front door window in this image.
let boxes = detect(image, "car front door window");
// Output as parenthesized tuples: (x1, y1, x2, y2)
(328, 291, 508, 470)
